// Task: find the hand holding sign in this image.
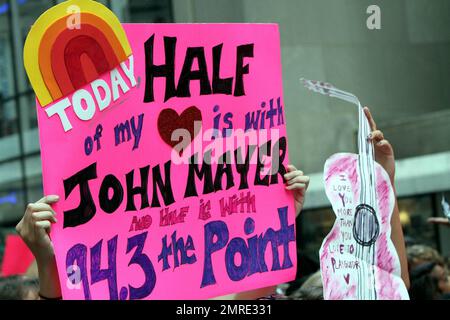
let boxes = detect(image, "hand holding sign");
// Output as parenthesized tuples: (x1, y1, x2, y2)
(16, 195, 62, 299)
(284, 165, 310, 216)
(16, 195, 59, 262)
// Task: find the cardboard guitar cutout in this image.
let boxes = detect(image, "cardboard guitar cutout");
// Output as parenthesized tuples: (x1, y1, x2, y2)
(302, 79, 409, 300)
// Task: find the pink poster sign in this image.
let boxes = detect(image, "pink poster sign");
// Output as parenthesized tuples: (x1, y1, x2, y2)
(36, 24, 296, 300)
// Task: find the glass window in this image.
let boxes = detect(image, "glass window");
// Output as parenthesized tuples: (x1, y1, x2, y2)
(300, 193, 442, 261)
(0, 1, 12, 97)
(399, 194, 437, 248)
(18, 0, 56, 131)
(25, 154, 43, 202)
(0, 98, 19, 139)
(298, 207, 335, 263)
(436, 191, 450, 257)
(0, 160, 25, 226)
(127, 0, 173, 23)
(0, 1, 18, 139)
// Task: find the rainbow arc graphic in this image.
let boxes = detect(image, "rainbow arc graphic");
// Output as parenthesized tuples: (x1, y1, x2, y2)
(24, 0, 132, 107)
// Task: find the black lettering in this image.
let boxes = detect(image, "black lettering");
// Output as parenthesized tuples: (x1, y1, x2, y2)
(126, 166, 150, 211)
(270, 137, 287, 184)
(99, 174, 124, 214)
(254, 140, 270, 186)
(151, 161, 175, 207)
(177, 47, 212, 98)
(214, 151, 234, 191)
(184, 152, 214, 198)
(234, 44, 254, 96)
(212, 44, 233, 95)
(235, 145, 256, 190)
(144, 35, 177, 103)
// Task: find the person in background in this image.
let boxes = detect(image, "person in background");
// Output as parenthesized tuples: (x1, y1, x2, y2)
(363, 107, 410, 290)
(407, 244, 444, 270)
(283, 253, 320, 297)
(426, 215, 450, 299)
(445, 256, 450, 274)
(0, 275, 39, 300)
(428, 216, 450, 227)
(288, 270, 323, 300)
(431, 262, 450, 298)
(409, 262, 450, 300)
(407, 245, 450, 299)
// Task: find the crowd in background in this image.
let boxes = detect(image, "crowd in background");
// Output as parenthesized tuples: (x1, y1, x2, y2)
(281, 241, 450, 300)
(1, 223, 449, 300)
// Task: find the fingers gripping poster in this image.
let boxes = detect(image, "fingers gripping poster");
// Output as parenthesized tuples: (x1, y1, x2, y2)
(24, 0, 296, 300)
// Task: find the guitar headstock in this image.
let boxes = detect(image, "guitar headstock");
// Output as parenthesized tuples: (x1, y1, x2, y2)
(300, 78, 335, 96)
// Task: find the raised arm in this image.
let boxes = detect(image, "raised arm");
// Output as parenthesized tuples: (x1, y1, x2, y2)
(364, 107, 410, 289)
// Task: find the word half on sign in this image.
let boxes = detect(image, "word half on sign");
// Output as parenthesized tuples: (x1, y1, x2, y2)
(143, 35, 254, 103)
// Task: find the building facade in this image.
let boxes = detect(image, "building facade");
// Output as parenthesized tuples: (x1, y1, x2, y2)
(0, 0, 449, 263)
